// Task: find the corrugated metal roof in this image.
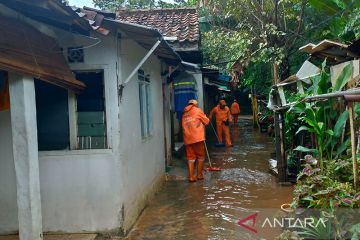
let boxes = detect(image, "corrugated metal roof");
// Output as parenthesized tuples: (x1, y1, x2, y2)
(299, 39, 353, 64)
(0, 0, 110, 35)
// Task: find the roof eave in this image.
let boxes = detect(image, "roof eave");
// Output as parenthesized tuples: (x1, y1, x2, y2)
(105, 18, 182, 64)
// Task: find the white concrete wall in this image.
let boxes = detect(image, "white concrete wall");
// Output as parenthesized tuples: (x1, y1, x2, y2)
(0, 26, 166, 234)
(193, 72, 204, 110)
(34, 30, 124, 233)
(39, 151, 122, 232)
(118, 38, 165, 231)
(0, 111, 18, 234)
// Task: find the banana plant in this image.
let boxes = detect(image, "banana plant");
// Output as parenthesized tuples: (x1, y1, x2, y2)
(295, 106, 334, 171)
(293, 62, 353, 171)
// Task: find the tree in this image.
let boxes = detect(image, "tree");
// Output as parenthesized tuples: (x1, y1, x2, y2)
(201, 0, 360, 89)
(93, 0, 197, 10)
(201, 0, 310, 80)
(307, 0, 360, 41)
(93, 0, 155, 10)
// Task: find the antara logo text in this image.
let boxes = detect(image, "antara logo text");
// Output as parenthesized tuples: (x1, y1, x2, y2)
(237, 213, 328, 233)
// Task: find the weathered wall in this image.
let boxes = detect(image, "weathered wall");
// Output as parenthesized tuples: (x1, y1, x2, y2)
(118, 38, 166, 232)
(0, 25, 166, 234)
(0, 111, 18, 234)
(38, 30, 124, 233)
(39, 152, 122, 232)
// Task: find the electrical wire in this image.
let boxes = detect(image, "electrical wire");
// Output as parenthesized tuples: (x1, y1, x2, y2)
(52, 33, 102, 53)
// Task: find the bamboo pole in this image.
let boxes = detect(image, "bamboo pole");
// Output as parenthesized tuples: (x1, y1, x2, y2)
(305, 87, 360, 101)
(348, 102, 359, 189)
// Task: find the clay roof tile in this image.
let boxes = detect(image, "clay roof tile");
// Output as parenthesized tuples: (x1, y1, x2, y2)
(116, 8, 199, 43)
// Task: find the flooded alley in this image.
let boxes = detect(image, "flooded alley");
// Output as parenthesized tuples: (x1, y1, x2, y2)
(124, 119, 293, 240)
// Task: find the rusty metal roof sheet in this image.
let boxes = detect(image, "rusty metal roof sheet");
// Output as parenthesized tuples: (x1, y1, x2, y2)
(0, 0, 110, 35)
(299, 39, 354, 64)
(0, 16, 85, 91)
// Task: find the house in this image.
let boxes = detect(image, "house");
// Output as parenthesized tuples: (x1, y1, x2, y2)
(0, 1, 182, 238)
(201, 67, 231, 113)
(117, 8, 204, 153)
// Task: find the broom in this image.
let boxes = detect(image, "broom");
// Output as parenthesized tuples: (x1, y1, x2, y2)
(210, 122, 225, 147)
(204, 140, 221, 171)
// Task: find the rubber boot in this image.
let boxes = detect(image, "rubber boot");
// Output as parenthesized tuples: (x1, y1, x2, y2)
(197, 159, 205, 180)
(188, 160, 197, 182)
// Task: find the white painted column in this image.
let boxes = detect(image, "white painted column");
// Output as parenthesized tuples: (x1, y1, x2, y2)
(9, 73, 43, 240)
(193, 73, 204, 110)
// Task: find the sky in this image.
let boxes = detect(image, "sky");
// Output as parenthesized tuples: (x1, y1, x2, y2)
(68, 0, 95, 8)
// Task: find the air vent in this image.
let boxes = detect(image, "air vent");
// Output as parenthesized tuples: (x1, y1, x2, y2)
(68, 47, 84, 63)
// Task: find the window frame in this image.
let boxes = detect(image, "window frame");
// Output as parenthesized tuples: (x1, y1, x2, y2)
(39, 65, 113, 155)
(138, 70, 153, 140)
(74, 70, 107, 150)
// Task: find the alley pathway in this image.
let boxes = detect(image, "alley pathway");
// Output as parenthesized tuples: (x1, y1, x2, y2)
(124, 119, 293, 240)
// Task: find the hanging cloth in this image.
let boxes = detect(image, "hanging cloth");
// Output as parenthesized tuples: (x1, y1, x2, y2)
(0, 72, 10, 111)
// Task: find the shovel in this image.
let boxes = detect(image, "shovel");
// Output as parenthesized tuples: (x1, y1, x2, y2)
(204, 140, 221, 171)
(210, 122, 225, 147)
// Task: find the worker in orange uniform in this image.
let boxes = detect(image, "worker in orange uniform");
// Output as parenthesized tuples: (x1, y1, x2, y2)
(209, 100, 233, 147)
(230, 99, 241, 125)
(182, 99, 210, 182)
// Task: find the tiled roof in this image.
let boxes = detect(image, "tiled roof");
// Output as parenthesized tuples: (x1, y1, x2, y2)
(116, 8, 199, 43)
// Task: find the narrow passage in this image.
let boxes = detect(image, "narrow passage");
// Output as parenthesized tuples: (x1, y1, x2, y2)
(125, 119, 293, 240)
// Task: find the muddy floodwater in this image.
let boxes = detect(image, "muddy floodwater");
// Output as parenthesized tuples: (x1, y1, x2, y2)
(125, 120, 293, 240)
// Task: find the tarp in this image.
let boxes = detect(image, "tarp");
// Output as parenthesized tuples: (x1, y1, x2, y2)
(173, 72, 197, 119)
(0, 16, 85, 91)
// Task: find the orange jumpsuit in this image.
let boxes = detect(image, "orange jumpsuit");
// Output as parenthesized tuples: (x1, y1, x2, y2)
(209, 105, 232, 146)
(182, 104, 210, 160)
(231, 102, 240, 124)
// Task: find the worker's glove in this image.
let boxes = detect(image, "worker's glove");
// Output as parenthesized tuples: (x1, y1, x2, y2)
(223, 120, 230, 126)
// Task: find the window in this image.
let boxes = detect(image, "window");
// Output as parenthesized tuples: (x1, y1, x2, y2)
(138, 69, 152, 138)
(75, 71, 107, 149)
(35, 80, 70, 150)
(34, 70, 108, 151)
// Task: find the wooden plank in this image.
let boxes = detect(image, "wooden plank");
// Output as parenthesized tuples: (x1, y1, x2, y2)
(277, 86, 287, 106)
(275, 111, 287, 182)
(77, 112, 104, 124)
(297, 80, 304, 94)
(78, 123, 105, 137)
